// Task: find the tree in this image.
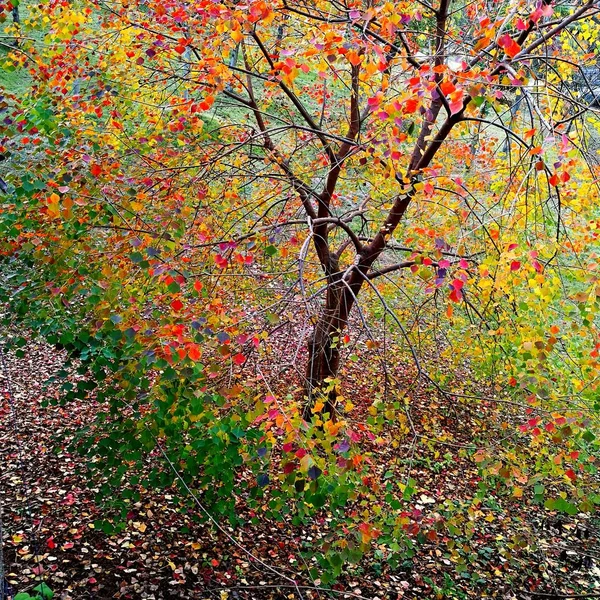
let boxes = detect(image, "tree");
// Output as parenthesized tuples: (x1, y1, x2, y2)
(2, 0, 600, 581)
(78, 0, 599, 417)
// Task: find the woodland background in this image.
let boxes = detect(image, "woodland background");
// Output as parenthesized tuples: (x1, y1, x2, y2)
(1, 0, 600, 598)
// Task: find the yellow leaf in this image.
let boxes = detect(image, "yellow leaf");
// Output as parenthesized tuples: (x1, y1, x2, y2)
(47, 193, 61, 218)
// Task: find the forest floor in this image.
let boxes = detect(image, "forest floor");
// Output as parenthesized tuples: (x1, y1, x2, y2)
(1, 334, 600, 600)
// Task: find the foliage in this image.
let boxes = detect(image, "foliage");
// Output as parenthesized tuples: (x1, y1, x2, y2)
(14, 583, 54, 600)
(1, 0, 600, 588)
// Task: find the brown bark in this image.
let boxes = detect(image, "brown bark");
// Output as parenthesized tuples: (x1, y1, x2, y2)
(304, 319, 340, 420)
(303, 260, 345, 421)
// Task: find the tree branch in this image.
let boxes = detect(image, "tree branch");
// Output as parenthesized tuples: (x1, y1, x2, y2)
(367, 261, 417, 279)
(250, 31, 336, 163)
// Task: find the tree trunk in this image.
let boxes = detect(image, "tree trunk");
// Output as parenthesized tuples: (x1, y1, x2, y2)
(303, 268, 345, 421)
(12, 4, 20, 48)
(304, 318, 341, 420)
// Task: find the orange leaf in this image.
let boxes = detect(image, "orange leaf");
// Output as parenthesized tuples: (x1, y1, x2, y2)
(404, 98, 419, 114)
(347, 51, 362, 66)
(440, 80, 455, 95)
(188, 345, 201, 361)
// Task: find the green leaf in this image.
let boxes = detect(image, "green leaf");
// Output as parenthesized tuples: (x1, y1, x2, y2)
(33, 583, 54, 599)
(582, 429, 595, 443)
(311, 493, 326, 508)
(546, 497, 578, 515)
(329, 552, 343, 568)
(417, 267, 433, 281)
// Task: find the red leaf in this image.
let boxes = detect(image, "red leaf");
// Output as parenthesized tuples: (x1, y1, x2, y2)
(214, 254, 228, 268)
(565, 468, 576, 481)
(498, 34, 521, 58)
(426, 530, 438, 542)
(47, 536, 56, 549)
(233, 353, 246, 365)
(283, 461, 296, 474)
(171, 299, 183, 311)
(510, 261, 521, 271)
(90, 164, 101, 177)
(516, 18, 528, 30)
(449, 288, 462, 303)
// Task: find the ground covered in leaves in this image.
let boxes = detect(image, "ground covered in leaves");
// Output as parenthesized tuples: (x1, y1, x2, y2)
(1, 335, 599, 600)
